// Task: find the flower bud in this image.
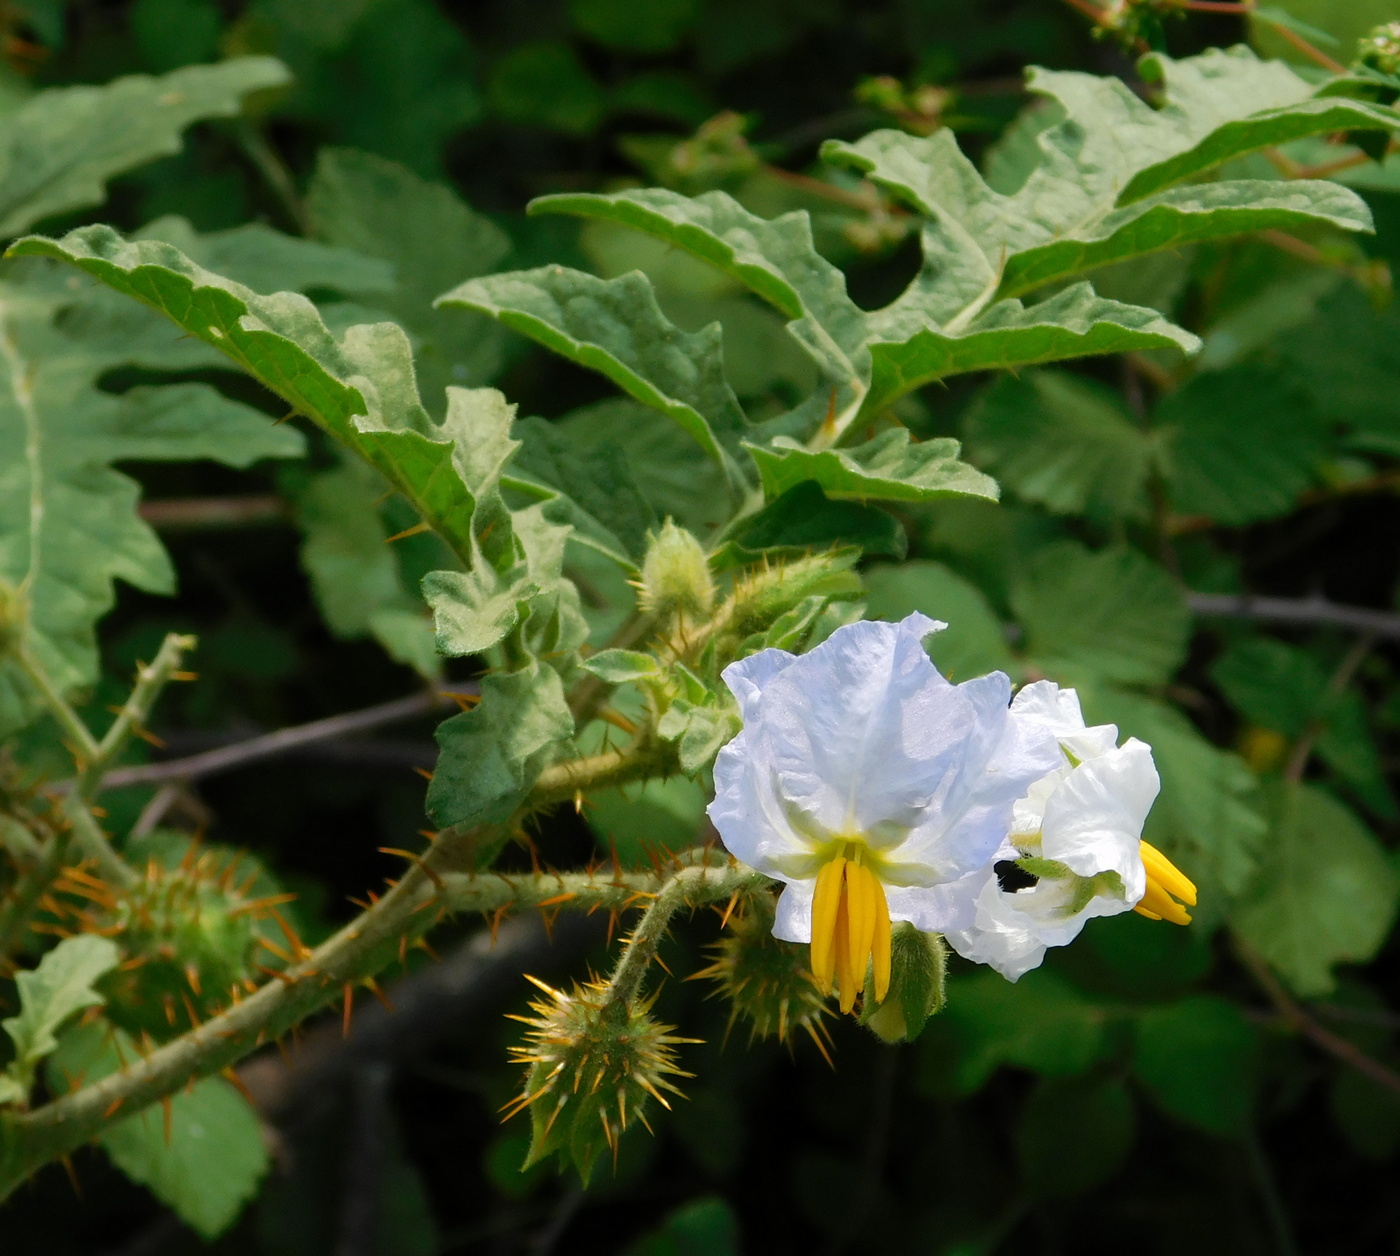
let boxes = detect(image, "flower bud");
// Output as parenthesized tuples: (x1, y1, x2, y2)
(638, 521, 715, 624)
(506, 977, 694, 1184)
(860, 924, 946, 1044)
(695, 896, 831, 1055)
(1358, 21, 1400, 75)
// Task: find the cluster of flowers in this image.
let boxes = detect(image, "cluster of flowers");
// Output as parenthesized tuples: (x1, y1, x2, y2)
(708, 613, 1196, 1012)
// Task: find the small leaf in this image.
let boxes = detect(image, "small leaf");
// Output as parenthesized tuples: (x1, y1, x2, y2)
(1, 935, 119, 1103)
(426, 662, 575, 829)
(925, 968, 1110, 1095)
(422, 568, 538, 659)
(656, 699, 740, 774)
(1011, 542, 1188, 685)
(1232, 781, 1400, 997)
(1155, 365, 1329, 525)
(964, 370, 1150, 520)
(48, 1021, 268, 1239)
(307, 146, 512, 403)
(441, 266, 750, 489)
(720, 481, 905, 564)
(580, 649, 661, 684)
(0, 57, 290, 237)
(748, 429, 995, 505)
(864, 281, 1199, 416)
(292, 457, 439, 678)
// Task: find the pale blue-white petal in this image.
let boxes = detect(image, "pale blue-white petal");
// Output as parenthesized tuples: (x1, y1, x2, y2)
(707, 724, 813, 875)
(772, 878, 816, 943)
(887, 672, 1063, 881)
(757, 615, 969, 837)
(720, 646, 799, 722)
(1040, 738, 1158, 897)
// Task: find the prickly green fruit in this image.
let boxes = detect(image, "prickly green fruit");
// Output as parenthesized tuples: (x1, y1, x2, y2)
(505, 975, 694, 1183)
(695, 895, 832, 1057)
(68, 832, 295, 1041)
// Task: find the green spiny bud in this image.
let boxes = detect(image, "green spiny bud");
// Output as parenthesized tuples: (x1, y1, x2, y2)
(74, 834, 294, 1040)
(711, 551, 861, 664)
(860, 924, 946, 1044)
(1358, 21, 1400, 76)
(638, 521, 715, 625)
(505, 976, 695, 1184)
(695, 895, 832, 1056)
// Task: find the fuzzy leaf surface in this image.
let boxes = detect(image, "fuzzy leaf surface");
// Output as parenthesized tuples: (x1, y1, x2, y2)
(48, 1021, 268, 1238)
(0, 58, 290, 238)
(0, 257, 304, 734)
(439, 266, 749, 488)
(10, 228, 517, 571)
(1232, 781, 1400, 996)
(1, 935, 119, 1104)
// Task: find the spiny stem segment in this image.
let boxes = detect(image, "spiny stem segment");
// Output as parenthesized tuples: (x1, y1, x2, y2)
(0, 840, 759, 1199)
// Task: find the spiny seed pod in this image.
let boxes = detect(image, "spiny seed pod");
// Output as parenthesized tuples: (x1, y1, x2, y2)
(505, 976, 695, 1183)
(59, 834, 296, 1040)
(1358, 21, 1400, 75)
(637, 521, 715, 624)
(694, 896, 832, 1058)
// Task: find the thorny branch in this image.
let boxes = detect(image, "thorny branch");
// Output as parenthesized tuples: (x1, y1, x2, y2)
(1187, 592, 1400, 641)
(1236, 938, 1400, 1101)
(0, 819, 760, 1197)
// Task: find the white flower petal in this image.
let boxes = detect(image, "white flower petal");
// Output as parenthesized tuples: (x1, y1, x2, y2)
(756, 615, 970, 837)
(772, 878, 815, 943)
(1011, 679, 1118, 762)
(1040, 738, 1158, 898)
(721, 646, 800, 721)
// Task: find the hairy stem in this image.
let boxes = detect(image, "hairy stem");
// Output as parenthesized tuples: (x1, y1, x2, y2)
(13, 642, 98, 766)
(0, 823, 754, 1196)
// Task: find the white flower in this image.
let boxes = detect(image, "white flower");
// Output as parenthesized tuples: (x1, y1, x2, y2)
(944, 680, 1193, 981)
(706, 614, 1062, 1013)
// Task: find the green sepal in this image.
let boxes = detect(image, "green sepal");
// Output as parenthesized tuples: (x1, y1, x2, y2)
(580, 649, 663, 684)
(861, 924, 947, 1043)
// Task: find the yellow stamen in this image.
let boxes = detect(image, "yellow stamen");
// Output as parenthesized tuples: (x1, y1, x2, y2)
(870, 874, 891, 1003)
(1136, 877, 1192, 926)
(808, 849, 893, 1013)
(1139, 840, 1197, 906)
(810, 857, 846, 994)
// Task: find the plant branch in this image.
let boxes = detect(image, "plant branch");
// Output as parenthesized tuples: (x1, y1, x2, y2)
(66, 688, 471, 794)
(1235, 937, 1400, 1100)
(1284, 632, 1374, 783)
(138, 495, 289, 531)
(13, 642, 98, 766)
(1187, 592, 1400, 640)
(0, 842, 757, 1195)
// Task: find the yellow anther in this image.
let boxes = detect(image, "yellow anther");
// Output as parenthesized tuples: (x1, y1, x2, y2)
(808, 848, 894, 1014)
(1137, 877, 1192, 926)
(1139, 840, 1197, 906)
(810, 857, 846, 994)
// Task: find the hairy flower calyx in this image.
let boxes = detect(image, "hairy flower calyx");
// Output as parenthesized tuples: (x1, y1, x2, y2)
(810, 843, 892, 1015)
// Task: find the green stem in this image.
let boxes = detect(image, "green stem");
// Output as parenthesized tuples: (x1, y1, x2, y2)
(606, 862, 767, 1009)
(0, 846, 754, 1197)
(61, 801, 134, 890)
(13, 643, 98, 766)
(0, 829, 71, 959)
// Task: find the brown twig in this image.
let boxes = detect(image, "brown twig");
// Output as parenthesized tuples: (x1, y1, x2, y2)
(1236, 938, 1400, 1099)
(1187, 592, 1400, 641)
(138, 495, 289, 530)
(51, 689, 474, 795)
(1284, 632, 1374, 783)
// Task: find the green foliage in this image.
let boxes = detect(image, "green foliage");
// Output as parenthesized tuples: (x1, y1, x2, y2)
(1131, 996, 1259, 1135)
(1010, 542, 1189, 684)
(0, 58, 289, 237)
(4, 5, 1400, 1248)
(48, 1021, 269, 1237)
(1232, 781, 1400, 996)
(0, 935, 119, 1107)
(0, 256, 303, 735)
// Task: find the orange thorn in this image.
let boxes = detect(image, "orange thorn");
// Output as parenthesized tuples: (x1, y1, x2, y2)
(384, 521, 431, 543)
(342, 983, 354, 1038)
